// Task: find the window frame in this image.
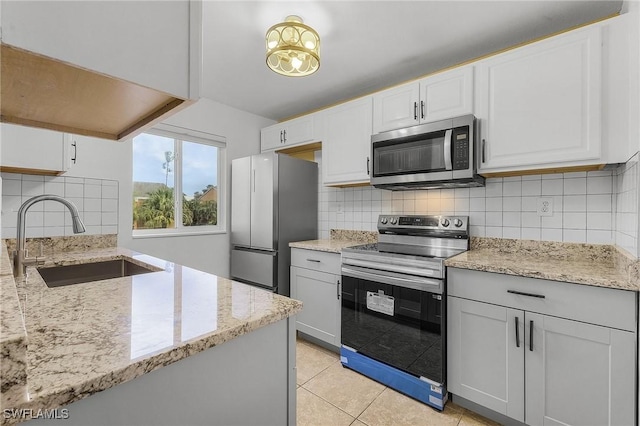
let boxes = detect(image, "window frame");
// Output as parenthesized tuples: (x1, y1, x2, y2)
(132, 123, 227, 239)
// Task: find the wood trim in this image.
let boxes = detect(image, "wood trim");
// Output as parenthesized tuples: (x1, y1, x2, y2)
(276, 141, 321, 162)
(1, 43, 187, 141)
(480, 164, 606, 178)
(0, 166, 64, 176)
(326, 181, 371, 188)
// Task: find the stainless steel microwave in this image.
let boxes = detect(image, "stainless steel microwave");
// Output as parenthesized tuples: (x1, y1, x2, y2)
(370, 114, 484, 190)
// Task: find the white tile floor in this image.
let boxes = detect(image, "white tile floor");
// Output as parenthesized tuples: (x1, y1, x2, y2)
(296, 337, 500, 426)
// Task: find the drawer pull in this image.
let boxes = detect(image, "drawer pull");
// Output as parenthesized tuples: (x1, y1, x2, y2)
(306, 258, 321, 263)
(337, 279, 341, 300)
(529, 320, 534, 352)
(515, 316, 520, 348)
(507, 289, 545, 299)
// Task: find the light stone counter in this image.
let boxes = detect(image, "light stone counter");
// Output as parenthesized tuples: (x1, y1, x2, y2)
(289, 229, 378, 254)
(1, 245, 302, 424)
(289, 239, 362, 254)
(446, 238, 640, 291)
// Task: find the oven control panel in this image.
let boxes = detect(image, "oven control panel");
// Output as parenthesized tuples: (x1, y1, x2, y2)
(378, 215, 468, 233)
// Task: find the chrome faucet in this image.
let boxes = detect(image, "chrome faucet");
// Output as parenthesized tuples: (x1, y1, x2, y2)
(13, 195, 86, 278)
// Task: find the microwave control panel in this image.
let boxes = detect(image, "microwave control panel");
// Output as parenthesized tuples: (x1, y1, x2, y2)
(452, 126, 470, 170)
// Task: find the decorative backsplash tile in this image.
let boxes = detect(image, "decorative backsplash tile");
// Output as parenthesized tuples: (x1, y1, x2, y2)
(614, 153, 639, 257)
(1, 173, 119, 239)
(315, 151, 636, 254)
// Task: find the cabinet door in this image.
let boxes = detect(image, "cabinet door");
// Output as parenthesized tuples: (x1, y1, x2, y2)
(477, 26, 602, 172)
(322, 97, 373, 186)
(420, 66, 473, 123)
(525, 313, 635, 426)
(260, 124, 284, 152)
(372, 82, 420, 133)
(283, 116, 315, 146)
(0, 123, 71, 174)
(448, 297, 525, 422)
(290, 266, 340, 347)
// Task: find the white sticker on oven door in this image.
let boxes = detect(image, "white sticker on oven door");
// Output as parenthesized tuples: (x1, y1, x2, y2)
(366, 291, 394, 316)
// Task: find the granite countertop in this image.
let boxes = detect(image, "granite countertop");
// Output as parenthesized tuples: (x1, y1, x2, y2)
(290, 229, 379, 253)
(0, 244, 302, 424)
(289, 239, 364, 254)
(446, 239, 640, 292)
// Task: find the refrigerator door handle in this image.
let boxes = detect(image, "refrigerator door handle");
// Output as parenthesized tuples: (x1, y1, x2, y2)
(232, 245, 276, 255)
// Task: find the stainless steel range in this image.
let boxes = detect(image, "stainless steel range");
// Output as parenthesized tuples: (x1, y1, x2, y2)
(340, 214, 469, 411)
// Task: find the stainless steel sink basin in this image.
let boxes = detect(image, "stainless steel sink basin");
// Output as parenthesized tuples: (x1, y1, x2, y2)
(37, 259, 157, 288)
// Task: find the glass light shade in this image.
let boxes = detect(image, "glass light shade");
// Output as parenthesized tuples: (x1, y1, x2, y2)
(266, 15, 320, 77)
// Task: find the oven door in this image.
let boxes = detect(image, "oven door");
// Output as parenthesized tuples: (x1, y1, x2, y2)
(341, 265, 445, 385)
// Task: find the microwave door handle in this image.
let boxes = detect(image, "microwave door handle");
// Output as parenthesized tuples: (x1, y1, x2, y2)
(444, 129, 453, 171)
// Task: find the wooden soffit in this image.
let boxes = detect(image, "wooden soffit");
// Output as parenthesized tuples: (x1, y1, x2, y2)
(1, 44, 190, 141)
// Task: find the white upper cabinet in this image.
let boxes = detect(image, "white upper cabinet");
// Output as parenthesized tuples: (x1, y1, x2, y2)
(373, 66, 474, 134)
(372, 82, 420, 133)
(1, 123, 74, 175)
(1, 1, 199, 99)
(322, 97, 373, 186)
(476, 22, 611, 173)
(261, 115, 318, 152)
(420, 66, 474, 123)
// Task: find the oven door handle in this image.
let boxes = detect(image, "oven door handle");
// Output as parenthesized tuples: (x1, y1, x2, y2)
(341, 266, 443, 293)
(444, 128, 453, 171)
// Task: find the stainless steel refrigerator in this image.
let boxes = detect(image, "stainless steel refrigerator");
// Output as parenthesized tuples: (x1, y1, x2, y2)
(231, 152, 318, 296)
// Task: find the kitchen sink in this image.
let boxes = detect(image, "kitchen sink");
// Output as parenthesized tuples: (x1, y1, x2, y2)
(37, 259, 157, 288)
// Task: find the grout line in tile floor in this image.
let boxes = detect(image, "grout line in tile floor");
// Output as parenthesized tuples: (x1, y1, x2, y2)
(296, 337, 501, 426)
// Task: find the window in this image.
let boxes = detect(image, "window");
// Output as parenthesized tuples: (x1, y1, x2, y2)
(132, 124, 225, 236)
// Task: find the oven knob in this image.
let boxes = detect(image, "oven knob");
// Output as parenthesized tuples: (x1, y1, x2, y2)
(380, 217, 388, 224)
(453, 218, 463, 227)
(440, 218, 450, 227)
(390, 217, 398, 225)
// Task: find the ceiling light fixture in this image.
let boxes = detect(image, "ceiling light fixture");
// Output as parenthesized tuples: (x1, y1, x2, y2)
(266, 15, 320, 77)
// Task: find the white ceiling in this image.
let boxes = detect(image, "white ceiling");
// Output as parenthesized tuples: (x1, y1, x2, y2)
(201, 1, 622, 121)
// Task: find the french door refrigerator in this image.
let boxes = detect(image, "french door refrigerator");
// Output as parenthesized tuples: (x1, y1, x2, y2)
(231, 152, 318, 296)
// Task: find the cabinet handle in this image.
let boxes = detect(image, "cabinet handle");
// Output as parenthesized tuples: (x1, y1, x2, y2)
(337, 279, 341, 300)
(71, 141, 77, 164)
(420, 100, 425, 119)
(529, 320, 534, 352)
(280, 130, 283, 143)
(515, 316, 520, 348)
(507, 289, 545, 299)
(413, 102, 418, 120)
(367, 156, 370, 175)
(306, 258, 320, 263)
(283, 129, 287, 143)
(481, 139, 486, 163)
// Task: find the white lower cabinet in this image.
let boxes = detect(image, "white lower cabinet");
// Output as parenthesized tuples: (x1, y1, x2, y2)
(290, 248, 341, 347)
(448, 268, 636, 426)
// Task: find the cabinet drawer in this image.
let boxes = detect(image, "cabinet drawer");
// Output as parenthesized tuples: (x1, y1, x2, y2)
(448, 268, 636, 331)
(291, 248, 341, 275)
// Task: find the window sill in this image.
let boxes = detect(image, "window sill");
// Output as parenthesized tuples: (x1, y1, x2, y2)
(132, 228, 227, 239)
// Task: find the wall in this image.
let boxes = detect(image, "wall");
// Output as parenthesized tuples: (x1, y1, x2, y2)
(317, 151, 617, 244)
(119, 98, 274, 277)
(615, 153, 640, 257)
(1, 173, 118, 239)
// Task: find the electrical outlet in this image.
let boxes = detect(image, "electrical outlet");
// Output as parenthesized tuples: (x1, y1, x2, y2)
(336, 203, 344, 214)
(537, 197, 553, 217)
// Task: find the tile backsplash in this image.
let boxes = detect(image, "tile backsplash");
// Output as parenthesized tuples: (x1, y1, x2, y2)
(316, 152, 631, 249)
(614, 153, 639, 257)
(1, 173, 119, 239)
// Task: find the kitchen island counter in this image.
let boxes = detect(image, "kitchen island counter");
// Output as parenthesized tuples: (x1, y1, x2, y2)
(1, 244, 301, 425)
